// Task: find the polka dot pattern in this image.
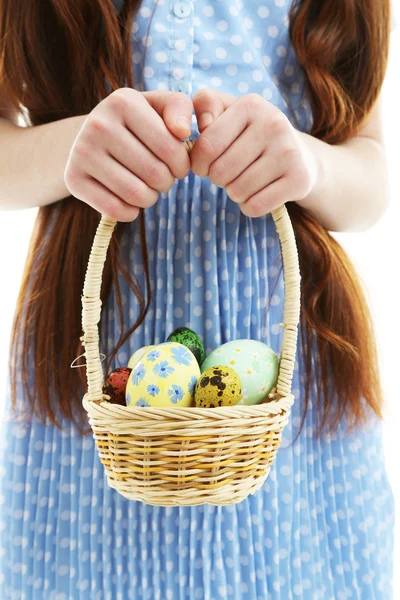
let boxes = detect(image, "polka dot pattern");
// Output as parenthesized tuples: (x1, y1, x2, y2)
(0, 0, 394, 598)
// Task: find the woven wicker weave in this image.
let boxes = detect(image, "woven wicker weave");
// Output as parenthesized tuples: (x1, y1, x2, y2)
(81, 138, 301, 506)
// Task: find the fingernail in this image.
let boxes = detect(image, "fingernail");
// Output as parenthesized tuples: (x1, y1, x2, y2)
(176, 116, 190, 131)
(200, 112, 213, 128)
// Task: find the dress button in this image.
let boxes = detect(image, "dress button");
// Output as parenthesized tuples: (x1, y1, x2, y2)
(171, 80, 188, 93)
(173, 2, 191, 19)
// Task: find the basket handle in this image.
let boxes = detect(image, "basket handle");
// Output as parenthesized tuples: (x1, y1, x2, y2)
(81, 140, 301, 401)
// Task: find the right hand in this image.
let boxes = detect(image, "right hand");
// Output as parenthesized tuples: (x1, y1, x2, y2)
(64, 88, 193, 222)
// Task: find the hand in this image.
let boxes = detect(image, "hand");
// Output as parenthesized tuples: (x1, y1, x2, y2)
(64, 88, 192, 222)
(190, 89, 319, 217)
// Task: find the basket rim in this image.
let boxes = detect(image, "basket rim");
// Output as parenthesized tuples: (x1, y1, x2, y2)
(82, 391, 295, 418)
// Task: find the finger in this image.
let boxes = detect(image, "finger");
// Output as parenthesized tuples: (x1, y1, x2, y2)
(208, 123, 267, 188)
(192, 89, 237, 132)
(104, 89, 190, 179)
(142, 90, 194, 139)
(240, 176, 295, 218)
(105, 125, 176, 192)
(226, 153, 283, 205)
(190, 97, 250, 177)
(74, 174, 140, 223)
(84, 152, 159, 209)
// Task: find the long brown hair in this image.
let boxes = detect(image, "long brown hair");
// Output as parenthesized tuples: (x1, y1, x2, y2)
(0, 0, 391, 435)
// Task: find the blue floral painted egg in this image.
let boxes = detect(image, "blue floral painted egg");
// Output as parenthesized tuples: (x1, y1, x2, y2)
(127, 345, 155, 370)
(125, 342, 200, 408)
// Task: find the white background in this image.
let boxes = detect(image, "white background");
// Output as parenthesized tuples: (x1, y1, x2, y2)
(0, 15, 399, 595)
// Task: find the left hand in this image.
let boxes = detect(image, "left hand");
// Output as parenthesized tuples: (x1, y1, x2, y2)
(190, 89, 319, 217)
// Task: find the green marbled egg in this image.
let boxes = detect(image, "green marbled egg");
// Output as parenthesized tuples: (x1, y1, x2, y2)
(166, 327, 205, 367)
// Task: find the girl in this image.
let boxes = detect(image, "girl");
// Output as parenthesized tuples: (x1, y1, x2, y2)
(0, 0, 395, 598)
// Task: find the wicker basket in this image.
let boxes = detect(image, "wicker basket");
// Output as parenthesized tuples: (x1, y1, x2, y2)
(80, 138, 301, 506)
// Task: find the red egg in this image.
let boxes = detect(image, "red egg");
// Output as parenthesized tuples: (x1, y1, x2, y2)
(102, 367, 132, 406)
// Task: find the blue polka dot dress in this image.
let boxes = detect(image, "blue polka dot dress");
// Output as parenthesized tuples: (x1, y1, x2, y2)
(0, 1, 395, 598)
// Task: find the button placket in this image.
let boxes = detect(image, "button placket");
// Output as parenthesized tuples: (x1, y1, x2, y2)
(169, 1, 193, 99)
(173, 2, 191, 19)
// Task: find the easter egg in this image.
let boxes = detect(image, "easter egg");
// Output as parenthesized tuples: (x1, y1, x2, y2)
(166, 327, 205, 367)
(125, 342, 200, 408)
(194, 365, 242, 408)
(102, 367, 132, 406)
(201, 339, 278, 406)
(127, 345, 155, 370)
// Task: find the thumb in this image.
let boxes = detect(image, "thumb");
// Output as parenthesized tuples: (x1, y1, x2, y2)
(193, 89, 237, 132)
(142, 90, 193, 139)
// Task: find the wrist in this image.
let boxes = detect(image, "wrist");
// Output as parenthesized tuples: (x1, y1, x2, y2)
(294, 132, 327, 213)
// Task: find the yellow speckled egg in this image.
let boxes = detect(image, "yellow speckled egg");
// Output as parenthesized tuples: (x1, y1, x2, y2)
(127, 345, 155, 370)
(125, 342, 200, 408)
(194, 366, 242, 408)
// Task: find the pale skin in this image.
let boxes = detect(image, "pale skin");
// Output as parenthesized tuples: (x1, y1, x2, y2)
(0, 86, 389, 233)
(190, 89, 389, 233)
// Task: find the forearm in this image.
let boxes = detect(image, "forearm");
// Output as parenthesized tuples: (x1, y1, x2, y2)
(296, 132, 390, 233)
(0, 114, 88, 210)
